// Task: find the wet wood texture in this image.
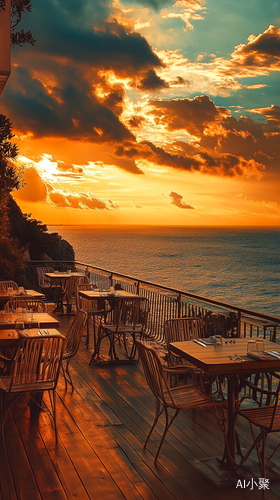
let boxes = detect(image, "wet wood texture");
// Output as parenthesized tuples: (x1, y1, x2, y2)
(1, 312, 280, 500)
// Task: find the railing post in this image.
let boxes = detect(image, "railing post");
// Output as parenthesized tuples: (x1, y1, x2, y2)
(237, 310, 241, 338)
(135, 281, 140, 295)
(177, 293, 182, 318)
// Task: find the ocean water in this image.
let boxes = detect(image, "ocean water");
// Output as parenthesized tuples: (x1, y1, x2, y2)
(49, 225, 280, 316)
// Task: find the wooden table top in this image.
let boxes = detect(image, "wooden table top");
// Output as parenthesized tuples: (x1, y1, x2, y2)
(79, 290, 140, 299)
(0, 290, 45, 302)
(170, 338, 280, 376)
(0, 328, 65, 347)
(45, 272, 84, 279)
(0, 312, 59, 330)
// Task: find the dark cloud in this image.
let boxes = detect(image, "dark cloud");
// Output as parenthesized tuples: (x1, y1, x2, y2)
(120, 0, 173, 12)
(230, 25, 280, 68)
(249, 104, 280, 122)
(137, 69, 168, 90)
(17, 1, 163, 74)
(3, 65, 134, 143)
(169, 191, 194, 209)
(150, 95, 222, 137)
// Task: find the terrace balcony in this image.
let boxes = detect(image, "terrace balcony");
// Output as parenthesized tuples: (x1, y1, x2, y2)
(1, 260, 280, 499)
(0, 0, 11, 95)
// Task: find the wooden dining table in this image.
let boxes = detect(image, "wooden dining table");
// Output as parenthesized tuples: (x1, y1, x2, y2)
(0, 312, 59, 331)
(0, 289, 45, 306)
(0, 327, 63, 348)
(79, 289, 140, 301)
(170, 338, 280, 480)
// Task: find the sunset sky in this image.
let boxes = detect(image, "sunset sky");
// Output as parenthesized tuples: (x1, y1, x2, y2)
(1, 0, 280, 225)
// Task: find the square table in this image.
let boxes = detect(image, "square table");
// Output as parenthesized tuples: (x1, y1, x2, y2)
(0, 289, 45, 306)
(0, 327, 63, 348)
(0, 312, 59, 331)
(79, 289, 139, 301)
(170, 338, 280, 472)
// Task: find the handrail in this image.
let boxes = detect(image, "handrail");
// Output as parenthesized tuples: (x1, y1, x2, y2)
(24, 259, 280, 343)
(24, 259, 280, 325)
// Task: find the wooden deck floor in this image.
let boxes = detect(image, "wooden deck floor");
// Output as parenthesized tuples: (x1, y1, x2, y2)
(1, 311, 280, 500)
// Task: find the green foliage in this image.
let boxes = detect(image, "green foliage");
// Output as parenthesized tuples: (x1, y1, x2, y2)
(0, 114, 18, 160)
(11, 0, 36, 47)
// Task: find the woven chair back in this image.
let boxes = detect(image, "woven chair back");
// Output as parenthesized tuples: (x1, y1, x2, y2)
(37, 267, 54, 287)
(0, 281, 18, 291)
(7, 335, 66, 393)
(135, 340, 174, 406)
(64, 309, 88, 359)
(5, 298, 46, 313)
(165, 317, 203, 344)
(75, 283, 98, 311)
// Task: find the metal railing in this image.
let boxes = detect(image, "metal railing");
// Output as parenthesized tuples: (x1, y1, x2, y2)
(24, 260, 280, 344)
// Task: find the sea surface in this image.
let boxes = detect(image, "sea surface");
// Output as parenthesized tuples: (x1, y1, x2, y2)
(49, 225, 280, 317)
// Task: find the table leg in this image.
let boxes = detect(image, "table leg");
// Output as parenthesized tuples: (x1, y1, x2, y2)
(226, 375, 237, 468)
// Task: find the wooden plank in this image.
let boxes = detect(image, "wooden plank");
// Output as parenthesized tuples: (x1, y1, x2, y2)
(4, 410, 41, 500)
(11, 404, 68, 500)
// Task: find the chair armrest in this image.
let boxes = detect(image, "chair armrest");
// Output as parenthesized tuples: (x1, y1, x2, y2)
(0, 353, 13, 363)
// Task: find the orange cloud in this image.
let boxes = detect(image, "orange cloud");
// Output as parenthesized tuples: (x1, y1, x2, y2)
(48, 191, 110, 210)
(15, 167, 47, 202)
(230, 25, 280, 70)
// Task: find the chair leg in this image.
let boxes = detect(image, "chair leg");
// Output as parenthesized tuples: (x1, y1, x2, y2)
(61, 360, 74, 391)
(154, 407, 179, 463)
(237, 429, 263, 473)
(144, 399, 162, 448)
(49, 389, 58, 442)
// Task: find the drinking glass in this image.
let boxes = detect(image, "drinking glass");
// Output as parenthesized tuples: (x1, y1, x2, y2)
(22, 308, 27, 321)
(5, 311, 13, 323)
(247, 340, 257, 354)
(256, 339, 264, 353)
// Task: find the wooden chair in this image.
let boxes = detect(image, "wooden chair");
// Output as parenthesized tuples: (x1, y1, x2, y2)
(36, 266, 60, 305)
(236, 372, 280, 480)
(164, 317, 209, 388)
(165, 317, 203, 368)
(5, 297, 46, 313)
(64, 275, 89, 313)
(0, 335, 66, 444)
(90, 297, 149, 363)
(0, 281, 18, 291)
(60, 309, 88, 390)
(75, 283, 107, 349)
(135, 340, 226, 463)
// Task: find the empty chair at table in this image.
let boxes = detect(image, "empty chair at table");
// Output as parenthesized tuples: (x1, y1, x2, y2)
(90, 296, 149, 363)
(0, 281, 18, 291)
(0, 334, 66, 444)
(60, 309, 88, 390)
(64, 275, 89, 313)
(165, 317, 203, 369)
(37, 266, 60, 304)
(5, 297, 46, 313)
(75, 283, 107, 349)
(164, 317, 219, 392)
(236, 372, 280, 481)
(135, 340, 227, 463)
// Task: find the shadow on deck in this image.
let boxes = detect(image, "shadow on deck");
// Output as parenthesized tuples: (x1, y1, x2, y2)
(1, 311, 280, 500)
